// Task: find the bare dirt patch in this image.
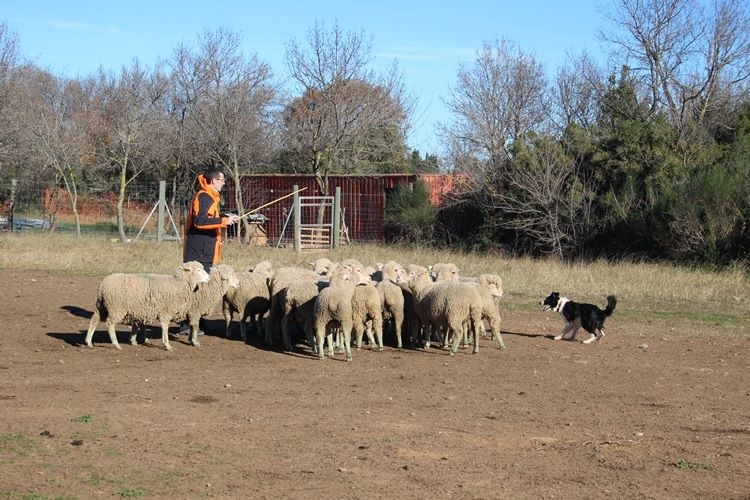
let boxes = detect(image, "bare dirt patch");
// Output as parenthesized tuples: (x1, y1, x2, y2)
(1, 269, 748, 498)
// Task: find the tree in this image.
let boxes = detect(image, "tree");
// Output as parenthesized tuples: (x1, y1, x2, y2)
(0, 21, 25, 177)
(443, 38, 548, 170)
(23, 68, 94, 235)
(283, 19, 411, 194)
(89, 60, 170, 242)
(599, 0, 750, 149)
(171, 27, 277, 242)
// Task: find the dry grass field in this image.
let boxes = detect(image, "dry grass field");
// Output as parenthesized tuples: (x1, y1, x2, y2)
(0, 233, 748, 499)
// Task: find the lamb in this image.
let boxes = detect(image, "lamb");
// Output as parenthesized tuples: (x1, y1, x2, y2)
(265, 266, 322, 345)
(178, 264, 239, 347)
(84, 261, 210, 351)
(222, 265, 272, 341)
(406, 269, 483, 355)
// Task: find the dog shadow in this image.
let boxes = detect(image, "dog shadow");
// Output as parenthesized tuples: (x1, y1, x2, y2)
(500, 329, 555, 340)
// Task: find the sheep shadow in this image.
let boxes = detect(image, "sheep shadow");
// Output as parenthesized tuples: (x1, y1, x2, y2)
(61, 305, 92, 319)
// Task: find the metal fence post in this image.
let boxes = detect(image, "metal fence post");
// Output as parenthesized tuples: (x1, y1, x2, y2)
(157, 180, 166, 243)
(9, 179, 16, 232)
(333, 186, 341, 248)
(293, 185, 301, 252)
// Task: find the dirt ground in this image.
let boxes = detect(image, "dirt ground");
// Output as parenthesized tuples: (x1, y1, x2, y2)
(0, 269, 748, 499)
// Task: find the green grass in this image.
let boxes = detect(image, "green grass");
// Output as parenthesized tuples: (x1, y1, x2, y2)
(674, 458, 714, 471)
(71, 415, 93, 423)
(1, 232, 749, 329)
(0, 433, 32, 462)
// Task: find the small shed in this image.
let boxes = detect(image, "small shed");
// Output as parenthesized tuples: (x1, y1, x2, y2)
(224, 173, 455, 243)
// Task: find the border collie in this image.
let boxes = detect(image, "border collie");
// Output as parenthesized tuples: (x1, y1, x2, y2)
(540, 292, 617, 344)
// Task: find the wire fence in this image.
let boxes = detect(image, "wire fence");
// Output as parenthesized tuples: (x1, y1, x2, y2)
(0, 178, 393, 245)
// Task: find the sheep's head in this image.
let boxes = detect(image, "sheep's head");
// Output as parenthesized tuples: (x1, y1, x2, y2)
(179, 261, 211, 291)
(213, 264, 239, 290)
(479, 274, 504, 299)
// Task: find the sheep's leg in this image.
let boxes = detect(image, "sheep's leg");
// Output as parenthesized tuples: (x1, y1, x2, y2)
(394, 312, 403, 349)
(354, 322, 365, 350)
(84, 310, 100, 348)
(342, 327, 353, 362)
(304, 324, 316, 355)
(326, 329, 335, 358)
(363, 321, 377, 351)
(490, 318, 506, 349)
(222, 307, 233, 339)
(106, 321, 122, 350)
(160, 321, 173, 351)
(373, 315, 384, 351)
(239, 318, 249, 342)
(449, 326, 462, 355)
(188, 318, 201, 347)
(315, 323, 326, 359)
(281, 314, 293, 351)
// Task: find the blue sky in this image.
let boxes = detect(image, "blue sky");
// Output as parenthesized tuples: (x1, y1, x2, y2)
(4, 0, 607, 154)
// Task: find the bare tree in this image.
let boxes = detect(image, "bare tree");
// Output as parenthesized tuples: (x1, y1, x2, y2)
(0, 21, 24, 176)
(171, 27, 276, 242)
(283, 19, 411, 194)
(551, 51, 606, 133)
(481, 136, 597, 258)
(90, 60, 170, 242)
(23, 68, 94, 235)
(443, 38, 549, 171)
(599, 0, 750, 138)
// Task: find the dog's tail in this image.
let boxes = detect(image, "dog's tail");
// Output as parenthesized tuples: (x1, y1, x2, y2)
(603, 295, 617, 317)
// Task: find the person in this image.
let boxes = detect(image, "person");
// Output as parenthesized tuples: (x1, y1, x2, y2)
(179, 168, 239, 333)
(183, 168, 239, 272)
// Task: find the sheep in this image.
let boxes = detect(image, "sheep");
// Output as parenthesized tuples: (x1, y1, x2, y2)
(178, 264, 240, 347)
(406, 269, 483, 354)
(352, 279, 384, 351)
(310, 257, 334, 275)
(376, 280, 405, 348)
(280, 279, 320, 352)
(313, 267, 370, 361)
(429, 262, 460, 282)
(371, 260, 404, 282)
(222, 266, 272, 341)
(265, 267, 322, 345)
(250, 260, 274, 276)
(459, 274, 506, 350)
(84, 261, 210, 351)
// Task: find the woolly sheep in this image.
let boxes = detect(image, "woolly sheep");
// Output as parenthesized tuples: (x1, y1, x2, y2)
(429, 262, 460, 282)
(406, 269, 483, 354)
(222, 267, 272, 341)
(376, 280, 405, 348)
(311, 257, 335, 275)
(84, 261, 210, 351)
(313, 267, 370, 361)
(265, 267, 322, 345)
(280, 279, 320, 352)
(352, 279, 383, 351)
(462, 274, 506, 350)
(178, 264, 239, 347)
(371, 260, 404, 282)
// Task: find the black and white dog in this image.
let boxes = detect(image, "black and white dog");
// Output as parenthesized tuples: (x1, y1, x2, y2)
(540, 292, 617, 344)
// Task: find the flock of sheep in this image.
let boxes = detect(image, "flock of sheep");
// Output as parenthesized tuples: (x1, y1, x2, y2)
(85, 257, 507, 360)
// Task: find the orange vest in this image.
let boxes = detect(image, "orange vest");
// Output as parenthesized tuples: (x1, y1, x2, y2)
(183, 175, 227, 264)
